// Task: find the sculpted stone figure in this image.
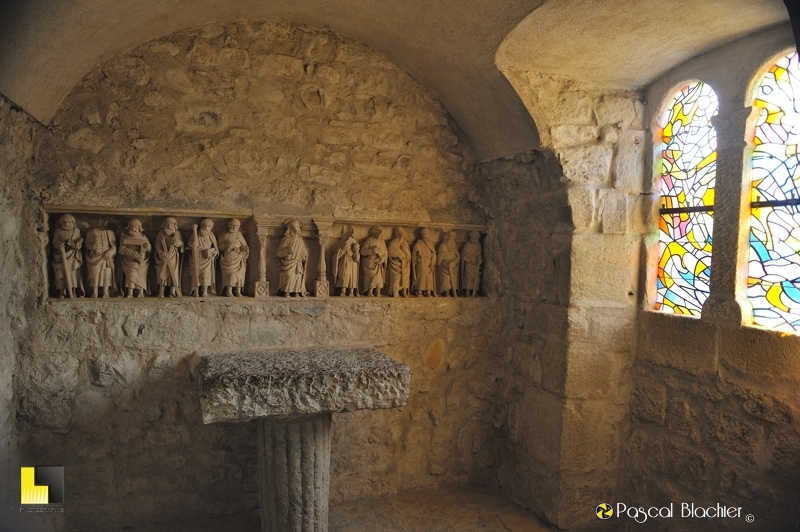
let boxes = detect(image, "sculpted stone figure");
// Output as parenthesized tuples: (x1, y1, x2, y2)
(85, 225, 117, 298)
(361, 225, 387, 297)
(412, 228, 437, 297)
(155, 217, 184, 298)
(277, 218, 308, 297)
(52, 214, 84, 298)
(189, 218, 219, 297)
(461, 231, 483, 296)
(119, 218, 151, 298)
(333, 225, 359, 297)
(218, 218, 249, 297)
(437, 230, 460, 297)
(386, 227, 411, 297)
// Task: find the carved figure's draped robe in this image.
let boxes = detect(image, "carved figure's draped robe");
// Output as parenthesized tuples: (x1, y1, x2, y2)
(361, 236, 388, 291)
(437, 240, 460, 292)
(334, 237, 359, 290)
(85, 228, 117, 289)
(52, 226, 84, 291)
(386, 238, 411, 295)
(120, 233, 151, 291)
(277, 232, 308, 293)
(412, 239, 436, 292)
(189, 230, 218, 289)
(219, 231, 248, 289)
(155, 230, 184, 287)
(460, 241, 482, 292)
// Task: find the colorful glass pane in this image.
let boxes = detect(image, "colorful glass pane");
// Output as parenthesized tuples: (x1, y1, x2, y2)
(658, 82, 718, 209)
(656, 211, 713, 315)
(748, 51, 800, 331)
(656, 82, 718, 316)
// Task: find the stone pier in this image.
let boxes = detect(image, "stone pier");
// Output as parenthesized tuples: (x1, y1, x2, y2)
(196, 348, 410, 532)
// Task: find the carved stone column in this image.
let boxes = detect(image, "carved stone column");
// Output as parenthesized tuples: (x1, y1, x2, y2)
(701, 106, 756, 327)
(254, 221, 270, 299)
(258, 414, 331, 532)
(313, 219, 333, 298)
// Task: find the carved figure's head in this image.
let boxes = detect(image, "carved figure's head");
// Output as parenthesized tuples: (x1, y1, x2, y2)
(200, 218, 214, 234)
(286, 218, 302, 235)
(420, 227, 430, 241)
(369, 225, 383, 238)
(228, 218, 241, 232)
(393, 227, 405, 238)
(445, 230, 457, 242)
(162, 217, 178, 235)
(58, 214, 76, 231)
(470, 231, 481, 243)
(127, 219, 143, 236)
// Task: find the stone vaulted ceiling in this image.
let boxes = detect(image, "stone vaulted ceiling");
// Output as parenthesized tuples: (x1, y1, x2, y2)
(0, 0, 790, 161)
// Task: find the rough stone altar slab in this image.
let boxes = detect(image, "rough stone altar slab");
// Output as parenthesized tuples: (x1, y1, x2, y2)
(197, 348, 410, 424)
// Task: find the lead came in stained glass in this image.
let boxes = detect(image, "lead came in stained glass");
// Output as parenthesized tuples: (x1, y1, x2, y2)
(656, 82, 718, 316)
(748, 51, 800, 331)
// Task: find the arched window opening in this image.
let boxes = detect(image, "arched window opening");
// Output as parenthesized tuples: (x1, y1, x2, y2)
(655, 82, 719, 316)
(748, 51, 800, 331)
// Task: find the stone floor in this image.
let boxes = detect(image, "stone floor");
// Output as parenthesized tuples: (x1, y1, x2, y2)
(130, 487, 556, 531)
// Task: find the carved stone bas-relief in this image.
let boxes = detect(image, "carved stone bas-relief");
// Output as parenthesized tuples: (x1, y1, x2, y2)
(386, 227, 412, 298)
(461, 230, 483, 296)
(412, 228, 437, 297)
(155, 217, 184, 298)
(189, 218, 219, 297)
(333, 225, 359, 297)
(46, 211, 486, 301)
(437, 230, 460, 297)
(277, 218, 309, 297)
(52, 214, 84, 298)
(218, 218, 248, 297)
(361, 225, 388, 297)
(119, 218, 151, 298)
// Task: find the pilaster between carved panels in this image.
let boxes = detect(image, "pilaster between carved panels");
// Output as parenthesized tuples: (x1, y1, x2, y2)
(312, 218, 335, 298)
(701, 106, 757, 327)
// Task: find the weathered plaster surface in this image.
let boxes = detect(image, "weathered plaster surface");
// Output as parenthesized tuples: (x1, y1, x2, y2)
(2, 22, 510, 530)
(497, 0, 788, 91)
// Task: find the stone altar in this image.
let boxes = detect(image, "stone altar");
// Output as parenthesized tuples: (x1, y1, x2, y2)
(196, 348, 410, 532)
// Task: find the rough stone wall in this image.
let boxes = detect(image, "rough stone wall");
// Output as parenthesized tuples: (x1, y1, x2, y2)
(0, 99, 58, 531)
(621, 312, 800, 531)
(498, 69, 647, 529)
(3, 21, 506, 531)
(473, 151, 571, 523)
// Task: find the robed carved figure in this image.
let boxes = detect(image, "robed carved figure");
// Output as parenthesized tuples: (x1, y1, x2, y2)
(218, 218, 249, 297)
(333, 225, 359, 297)
(155, 217, 184, 298)
(460, 231, 483, 296)
(412, 228, 437, 297)
(277, 218, 308, 297)
(189, 218, 219, 297)
(361, 225, 387, 297)
(119, 218, 151, 298)
(386, 227, 411, 297)
(52, 214, 84, 298)
(437, 230, 460, 297)
(85, 226, 117, 298)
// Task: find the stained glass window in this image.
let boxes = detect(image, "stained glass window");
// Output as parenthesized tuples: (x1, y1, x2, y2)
(655, 82, 718, 316)
(748, 51, 800, 331)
